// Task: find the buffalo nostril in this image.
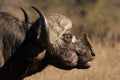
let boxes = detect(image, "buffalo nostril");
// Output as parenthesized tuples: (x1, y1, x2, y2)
(91, 52, 95, 57)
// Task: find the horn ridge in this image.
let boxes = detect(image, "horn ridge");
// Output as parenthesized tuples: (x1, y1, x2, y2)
(32, 6, 51, 51)
(31, 6, 48, 28)
(20, 7, 29, 28)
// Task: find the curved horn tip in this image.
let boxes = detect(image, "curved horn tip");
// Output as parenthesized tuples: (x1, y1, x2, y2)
(31, 6, 48, 28)
(20, 7, 29, 23)
(31, 6, 45, 17)
(20, 7, 24, 11)
(20, 7, 26, 15)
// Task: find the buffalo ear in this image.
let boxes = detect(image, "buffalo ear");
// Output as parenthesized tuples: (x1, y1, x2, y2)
(33, 50, 46, 62)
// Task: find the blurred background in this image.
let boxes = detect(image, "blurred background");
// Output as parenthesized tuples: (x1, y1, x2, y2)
(0, 0, 120, 80)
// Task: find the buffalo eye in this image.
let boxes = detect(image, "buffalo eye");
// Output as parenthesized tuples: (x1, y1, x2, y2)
(62, 33, 73, 42)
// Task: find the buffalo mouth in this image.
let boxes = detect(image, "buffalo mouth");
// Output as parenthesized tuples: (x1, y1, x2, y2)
(76, 56, 95, 69)
(49, 59, 92, 70)
(76, 62, 91, 69)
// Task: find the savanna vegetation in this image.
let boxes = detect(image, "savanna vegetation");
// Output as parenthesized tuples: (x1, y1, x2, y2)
(0, 0, 120, 80)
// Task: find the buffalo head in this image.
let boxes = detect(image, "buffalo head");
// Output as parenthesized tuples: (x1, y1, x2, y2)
(32, 7, 95, 69)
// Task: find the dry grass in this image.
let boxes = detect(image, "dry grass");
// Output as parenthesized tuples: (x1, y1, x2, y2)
(0, 0, 120, 80)
(24, 42, 120, 80)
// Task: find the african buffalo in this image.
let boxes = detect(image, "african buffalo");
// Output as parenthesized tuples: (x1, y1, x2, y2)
(0, 7, 95, 80)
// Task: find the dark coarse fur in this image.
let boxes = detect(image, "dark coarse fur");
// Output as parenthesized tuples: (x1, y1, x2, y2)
(0, 12, 27, 67)
(0, 8, 46, 80)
